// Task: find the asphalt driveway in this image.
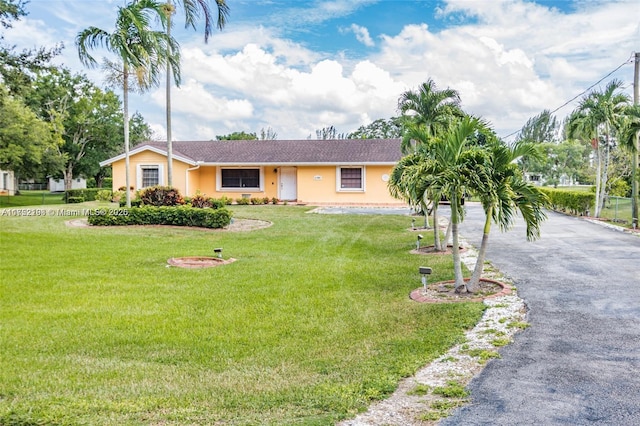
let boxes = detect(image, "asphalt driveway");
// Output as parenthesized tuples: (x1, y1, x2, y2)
(440, 203, 640, 425)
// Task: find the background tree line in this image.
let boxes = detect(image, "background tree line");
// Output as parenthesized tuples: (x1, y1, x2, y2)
(0, 0, 152, 191)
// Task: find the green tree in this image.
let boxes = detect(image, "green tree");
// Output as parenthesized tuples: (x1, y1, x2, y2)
(161, 0, 229, 186)
(0, 0, 26, 29)
(216, 131, 257, 140)
(348, 117, 403, 139)
(618, 104, 640, 226)
(0, 84, 61, 180)
(516, 110, 560, 182)
(77, 0, 179, 207)
(467, 138, 548, 292)
(397, 78, 463, 154)
(569, 80, 630, 216)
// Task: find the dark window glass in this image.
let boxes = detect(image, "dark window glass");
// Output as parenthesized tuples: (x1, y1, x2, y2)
(222, 169, 260, 188)
(142, 167, 159, 187)
(340, 168, 362, 189)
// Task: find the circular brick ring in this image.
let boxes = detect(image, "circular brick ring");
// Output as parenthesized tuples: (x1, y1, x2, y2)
(167, 256, 237, 269)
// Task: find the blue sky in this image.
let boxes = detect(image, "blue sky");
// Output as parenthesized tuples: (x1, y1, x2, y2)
(4, 0, 639, 140)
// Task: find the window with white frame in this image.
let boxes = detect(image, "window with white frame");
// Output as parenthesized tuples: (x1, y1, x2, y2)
(337, 166, 365, 191)
(220, 168, 262, 190)
(137, 164, 163, 188)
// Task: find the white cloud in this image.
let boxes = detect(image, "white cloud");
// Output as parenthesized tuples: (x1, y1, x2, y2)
(341, 23, 375, 47)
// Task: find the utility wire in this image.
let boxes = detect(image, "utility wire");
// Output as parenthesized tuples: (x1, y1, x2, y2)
(502, 54, 635, 140)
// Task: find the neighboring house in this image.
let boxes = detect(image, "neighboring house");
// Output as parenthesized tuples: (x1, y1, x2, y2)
(100, 139, 405, 205)
(0, 169, 15, 195)
(49, 177, 87, 192)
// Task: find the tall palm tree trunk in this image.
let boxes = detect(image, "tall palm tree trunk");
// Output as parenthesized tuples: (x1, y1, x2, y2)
(123, 65, 131, 208)
(632, 136, 639, 228)
(594, 143, 602, 217)
(432, 202, 441, 250)
(165, 4, 174, 187)
(468, 205, 492, 293)
(450, 191, 465, 292)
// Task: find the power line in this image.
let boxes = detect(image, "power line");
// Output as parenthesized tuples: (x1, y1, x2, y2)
(502, 54, 635, 140)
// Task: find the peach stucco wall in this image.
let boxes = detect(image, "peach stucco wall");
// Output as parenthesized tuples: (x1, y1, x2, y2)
(111, 154, 402, 204)
(296, 165, 399, 204)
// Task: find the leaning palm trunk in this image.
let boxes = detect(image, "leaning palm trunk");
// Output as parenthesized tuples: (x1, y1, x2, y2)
(450, 192, 465, 292)
(467, 205, 492, 293)
(443, 217, 452, 249)
(432, 202, 442, 250)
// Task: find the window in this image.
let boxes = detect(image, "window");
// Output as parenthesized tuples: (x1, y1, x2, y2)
(137, 164, 163, 189)
(142, 166, 159, 187)
(337, 166, 365, 191)
(221, 168, 260, 189)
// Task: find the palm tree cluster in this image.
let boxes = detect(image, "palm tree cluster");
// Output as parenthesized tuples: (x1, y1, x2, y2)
(567, 80, 638, 223)
(389, 79, 549, 293)
(75, 0, 228, 207)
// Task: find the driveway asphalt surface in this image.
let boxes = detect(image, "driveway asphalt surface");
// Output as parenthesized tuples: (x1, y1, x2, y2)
(439, 204, 640, 426)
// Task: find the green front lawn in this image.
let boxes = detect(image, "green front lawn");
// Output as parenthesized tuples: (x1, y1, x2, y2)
(0, 190, 67, 207)
(0, 205, 483, 425)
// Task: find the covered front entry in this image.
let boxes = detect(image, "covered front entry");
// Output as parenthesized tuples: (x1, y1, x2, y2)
(279, 167, 297, 201)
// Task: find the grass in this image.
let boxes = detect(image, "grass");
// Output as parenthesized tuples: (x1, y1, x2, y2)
(0, 190, 67, 207)
(0, 203, 485, 425)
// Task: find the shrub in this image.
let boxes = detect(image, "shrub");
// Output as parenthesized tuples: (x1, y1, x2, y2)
(139, 186, 185, 207)
(64, 188, 101, 203)
(95, 190, 113, 202)
(220, 196, 233, 205)
(87, 206, 233, 229)
(190, 194, 212, 208)
(67, 196, 84, 204)
(235, 197, 250, 205)
(250, 197, 265, 205)
(102, 178, 113, 189)
(209, 198, 225, 209)
(539, 188, 595, 216)
(271, 197, 279, 204)
(263, 197, 271, 205)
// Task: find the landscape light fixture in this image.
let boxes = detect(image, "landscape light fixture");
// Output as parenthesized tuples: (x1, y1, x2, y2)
(214, 247, 223, 258)
(411, 218, 416, 230)
(416, 234, 423, 250)
(419, 266, 433, 291)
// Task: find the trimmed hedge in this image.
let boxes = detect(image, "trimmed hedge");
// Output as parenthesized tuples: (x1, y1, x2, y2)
(64, 188, 102, 203)
(539, 187, 595, 216)
(87, 206, 233, 229)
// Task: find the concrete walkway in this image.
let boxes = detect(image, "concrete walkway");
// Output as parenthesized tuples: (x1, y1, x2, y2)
(440, 204, 640, 425)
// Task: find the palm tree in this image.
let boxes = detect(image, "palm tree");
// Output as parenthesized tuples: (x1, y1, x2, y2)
(618, 104, 640, 227)
(398, 78, 463, 154)
(76, 0, 180, 207)
(396, 79, 463, 241)
(466, 138, 548, 293)
(425, 116, 490, 292)
(569, 80, 630, 217)
(162, 0, 229, 186)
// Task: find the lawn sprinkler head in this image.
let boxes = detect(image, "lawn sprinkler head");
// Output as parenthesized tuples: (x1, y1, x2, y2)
(214, 247, 223, 258)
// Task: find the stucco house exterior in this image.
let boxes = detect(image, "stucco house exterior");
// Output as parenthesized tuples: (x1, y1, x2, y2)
(99, 139, 406, 205)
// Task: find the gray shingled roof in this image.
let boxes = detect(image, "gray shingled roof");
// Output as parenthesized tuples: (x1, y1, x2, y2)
(139, 139, 403, 164)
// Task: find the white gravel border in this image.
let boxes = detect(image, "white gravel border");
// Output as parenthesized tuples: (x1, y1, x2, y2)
(338, 242, 528, 426)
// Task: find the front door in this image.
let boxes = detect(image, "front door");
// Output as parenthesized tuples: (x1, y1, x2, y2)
(279, 167, 297, 201)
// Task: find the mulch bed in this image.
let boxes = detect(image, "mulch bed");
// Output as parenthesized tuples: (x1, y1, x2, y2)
(410, 278, 512, 303)
(167, 256, 237, 269)
(410, 245, 466, 255)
